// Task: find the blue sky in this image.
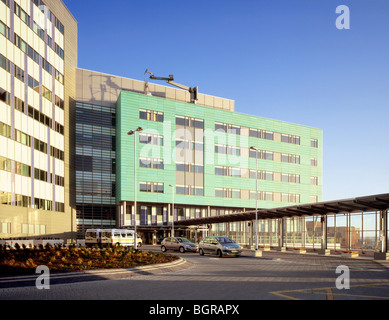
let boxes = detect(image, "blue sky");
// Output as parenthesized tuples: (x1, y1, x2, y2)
(63, 0, 389, 201)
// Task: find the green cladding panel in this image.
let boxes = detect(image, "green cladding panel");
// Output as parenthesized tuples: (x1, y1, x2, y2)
(116, 91, 322, 210)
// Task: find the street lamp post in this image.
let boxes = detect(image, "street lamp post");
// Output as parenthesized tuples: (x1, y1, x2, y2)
(250, 146, 259, 251)
(169, 184, 175, 237)
(128, 127, 143, 250)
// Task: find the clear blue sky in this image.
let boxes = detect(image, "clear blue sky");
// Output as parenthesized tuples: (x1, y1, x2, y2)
(63, 0, 389, 201)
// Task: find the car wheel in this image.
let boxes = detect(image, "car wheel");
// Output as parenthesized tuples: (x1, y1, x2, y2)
(137, 242, 142, 248)
(179, 246, 185, 253)
(161, 245, 167, 252)
(199, 248, 204, 256)
(217, 249, 223, 258)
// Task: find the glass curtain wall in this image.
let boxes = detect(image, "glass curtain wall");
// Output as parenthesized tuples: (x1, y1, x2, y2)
(75, 102, 117, 237)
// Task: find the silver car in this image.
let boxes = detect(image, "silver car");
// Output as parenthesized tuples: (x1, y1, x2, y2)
(161, 237, 197, 253)
(198, 236, 242, 257)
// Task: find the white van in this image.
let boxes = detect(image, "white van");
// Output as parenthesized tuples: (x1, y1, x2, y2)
(100, 229, 142, 248)
(85, 229, 103, 247)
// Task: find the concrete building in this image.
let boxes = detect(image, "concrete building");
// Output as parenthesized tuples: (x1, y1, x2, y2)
(0, 0, 77, 240)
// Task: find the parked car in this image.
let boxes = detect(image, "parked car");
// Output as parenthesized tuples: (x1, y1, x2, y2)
(198, 236, 242, 257)
(161, 237, 197, 253)
(157, 237, 166, 245)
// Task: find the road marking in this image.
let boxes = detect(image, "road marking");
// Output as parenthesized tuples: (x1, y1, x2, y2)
(326, 288, 334, 300)
(270, 283, 389, 300)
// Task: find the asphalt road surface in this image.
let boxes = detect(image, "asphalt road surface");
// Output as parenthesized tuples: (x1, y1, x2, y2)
(1, 245, 389, 301)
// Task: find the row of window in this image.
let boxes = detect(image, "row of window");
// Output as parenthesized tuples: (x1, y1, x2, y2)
(217, 122, 305, 147)
(215, 144, 305, 165)
(0, 155, 31, 177)
(1, 51, 64, 108)
(176, 140, 204, 151)
(139, 181, 164, 194)
(176, 163, 204, 174)
(139, 157, 164, 170)
(1, 23, 64, 85)
(136, 159, 319, 185)
(0, 152, 65, 187)
(139, 111, 319, 148)
(0, 85, 64, 135)
(0, 120, 64, 161)
(215, 188, 301, 203)
(215, 166, 304, 184)
(4, 0, 65, 56)
(176, 116, 204, 129)
(139, 133, 164, 146)
(176, 185, 204, 196)
(7, 0, 65, 36)
(0, 190, 65, 212)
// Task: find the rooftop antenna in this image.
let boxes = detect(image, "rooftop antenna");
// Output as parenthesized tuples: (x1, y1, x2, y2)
(144, 69, 198, 104)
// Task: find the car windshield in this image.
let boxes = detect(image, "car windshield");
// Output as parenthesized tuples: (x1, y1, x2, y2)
(177, 238, 190, 243)
(215, 237, 235, 244)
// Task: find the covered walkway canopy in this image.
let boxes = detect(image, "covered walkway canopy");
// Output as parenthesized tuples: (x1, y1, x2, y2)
(176, 193, 389, 226)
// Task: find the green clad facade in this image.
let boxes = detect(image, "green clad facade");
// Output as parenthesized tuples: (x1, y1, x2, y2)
(116, 90, 322, 236)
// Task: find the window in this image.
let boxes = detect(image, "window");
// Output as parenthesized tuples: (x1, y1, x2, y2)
(215, 144, 227, 154)
(0, 53, 10, 72)
(249, 128, 261, 138)
(215, 123, 241, 135)
(139, 109, 164, 122)
(282, 173, 300, 184)
(281, 154, 300, 164)
(311, 176, 318, 185)
(310, 158, 318, 167)
(55, 43, 64, 59)
(215, 188, 242, 199)
(28, 76, 40, 92)
(14, 65, 24, 82)
(42, 59, 52, 75)
(0, 87, 10, 105)
(263, 131, 274, 140)
(311, 139, 319, 148)
(0, 21, 10, 39)
(139, 133, 163, 146)
(14, 34, 27, 53)
(228, 146, 241, 156)
(281, 134, 300, 145)
(230, 168, 241, 177)
(140, 158, 164, 170)
(215, 166, 227, 176)
(231, 189, 241, 199)
(42, 86, 52, 101)
(176, 116, 204, 129)
(55, 70, 64, 84)
(0, 121, 11, 138)
(139, 182, 164, 193)
(55, 96, 64, 109)
(14, 97, 24, 113)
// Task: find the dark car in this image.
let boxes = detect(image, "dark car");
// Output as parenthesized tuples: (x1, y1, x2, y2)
(198, 236, 242, 257)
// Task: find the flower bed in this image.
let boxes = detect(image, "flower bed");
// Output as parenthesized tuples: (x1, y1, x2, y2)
(0, 245, 179, 276)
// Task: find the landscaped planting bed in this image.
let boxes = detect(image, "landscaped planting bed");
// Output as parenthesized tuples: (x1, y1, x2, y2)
(0, 244, 179, 275)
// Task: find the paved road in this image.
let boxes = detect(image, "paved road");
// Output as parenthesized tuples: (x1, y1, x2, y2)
(1, 245, 389, 301)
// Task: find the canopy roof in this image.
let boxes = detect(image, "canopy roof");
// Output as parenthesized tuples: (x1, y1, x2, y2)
(176, 193, 389, 226)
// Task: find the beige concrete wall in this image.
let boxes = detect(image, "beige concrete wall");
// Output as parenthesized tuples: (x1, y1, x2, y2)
(76, 68, 235, 112)
(0, 0, 78, 241)
(0, 204, 75, 240)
